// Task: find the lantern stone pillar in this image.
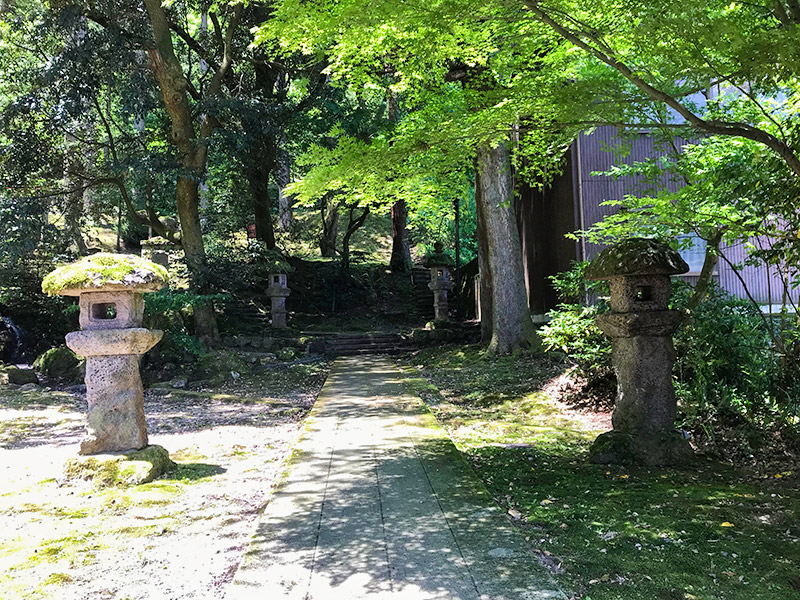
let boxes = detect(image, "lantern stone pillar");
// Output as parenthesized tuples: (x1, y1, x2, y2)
(424, 242, 455, 321)
(42, 254, 168, 455)
(585, 238, 693, 466)
(267, 273, 291, 329)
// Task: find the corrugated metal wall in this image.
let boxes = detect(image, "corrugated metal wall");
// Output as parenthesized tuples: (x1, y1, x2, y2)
(575, 127, 792, 305)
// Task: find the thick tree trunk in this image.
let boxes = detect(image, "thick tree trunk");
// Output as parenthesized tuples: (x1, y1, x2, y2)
(389, 199, 412, 272)
(320, 195, 340, 257)
(276, 145, 294, 231)
(249, 144, 276, 248)
(475, 142, 538, 354)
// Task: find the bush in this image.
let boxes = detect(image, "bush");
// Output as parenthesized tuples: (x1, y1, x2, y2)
(205, 238, 292, 293)
(540, 261, 612, 379)
(540, 304, 611, 378)
(144, 288, 227, 364)
(671, 280, 773, 433)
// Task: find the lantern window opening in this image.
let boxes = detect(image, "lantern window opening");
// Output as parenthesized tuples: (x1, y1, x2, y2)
(92, 302, 117, 320)
(634, 286, 652, 302)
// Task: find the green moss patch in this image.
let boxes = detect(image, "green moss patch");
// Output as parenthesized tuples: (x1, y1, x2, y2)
(42, 253, 168, 295)
(62, 445, 176, 488)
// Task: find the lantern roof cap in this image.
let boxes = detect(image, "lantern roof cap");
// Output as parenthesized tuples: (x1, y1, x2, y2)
(585, 238, 689, 280)
(42, 253, 169, 296)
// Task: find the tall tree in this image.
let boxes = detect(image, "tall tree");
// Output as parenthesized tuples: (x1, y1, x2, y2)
(142, 0, 243, 341)
(260, 0, 553, 350)
(475, 142, 539, 353)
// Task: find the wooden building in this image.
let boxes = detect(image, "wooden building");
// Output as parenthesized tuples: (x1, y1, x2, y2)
(516, 126, 793, 317)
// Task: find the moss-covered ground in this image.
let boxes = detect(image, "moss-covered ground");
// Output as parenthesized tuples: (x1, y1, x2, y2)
(0, 359, 331, 599)
(400, 345, 800, 600)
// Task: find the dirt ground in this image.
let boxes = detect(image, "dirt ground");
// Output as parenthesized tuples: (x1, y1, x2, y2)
(0, 365, 329, 600)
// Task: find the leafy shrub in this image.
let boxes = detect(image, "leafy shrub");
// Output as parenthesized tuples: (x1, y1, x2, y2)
(540, 261, 611, 379)
(540, 304, 611, 378)
(144, 288, 228, 359)
(671, 280, 773, 432)
(205, 238, 292, 293)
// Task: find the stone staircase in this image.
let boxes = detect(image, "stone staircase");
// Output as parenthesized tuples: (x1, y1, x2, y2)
(221, 295, 271, 333)
(325, 332, 413, 356)
(411, 264, 435, 320)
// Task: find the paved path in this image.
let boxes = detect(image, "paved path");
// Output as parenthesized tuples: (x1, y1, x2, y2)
(228, 356, 565, 600)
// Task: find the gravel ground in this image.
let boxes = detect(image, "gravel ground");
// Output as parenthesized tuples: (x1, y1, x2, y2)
(0, 366, 329, 600)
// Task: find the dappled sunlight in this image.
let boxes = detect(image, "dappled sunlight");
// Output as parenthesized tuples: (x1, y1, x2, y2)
(401, 346, 800, 599)
(230, 356, 564, 600)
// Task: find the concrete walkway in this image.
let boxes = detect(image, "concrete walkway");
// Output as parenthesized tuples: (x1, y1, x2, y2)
(227, 356, 565, 600)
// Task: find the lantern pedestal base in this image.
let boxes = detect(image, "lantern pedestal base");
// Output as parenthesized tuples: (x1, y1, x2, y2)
(588, 430, 693, 466)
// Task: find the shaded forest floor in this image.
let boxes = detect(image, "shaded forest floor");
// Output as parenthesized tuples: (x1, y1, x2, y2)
(399, 346, 800, 600)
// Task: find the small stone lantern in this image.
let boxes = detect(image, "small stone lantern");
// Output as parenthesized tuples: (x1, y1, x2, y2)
(584, 238, 693, 466)
(140, 236, 174, 269)
(42, 253, 168, 455)
(423, 242, 455, 321)
(267, 273, 290, 329)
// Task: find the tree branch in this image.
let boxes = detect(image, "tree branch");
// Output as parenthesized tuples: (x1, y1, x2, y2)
(168, 19, 221, 73)
(524, 0, 800, 177)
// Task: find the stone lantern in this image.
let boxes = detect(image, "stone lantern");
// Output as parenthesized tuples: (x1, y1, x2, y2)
(267, 272, 291, 329)
(584, 238, 693, 465)
(140, 236, 173, 269)
(423, 242, 455, 321)
(42, 253, 168, 455)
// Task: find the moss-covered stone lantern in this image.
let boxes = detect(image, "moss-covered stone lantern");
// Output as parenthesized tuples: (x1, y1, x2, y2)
(43, 253, 168, 455)
(267, 272, 291, 329)
(584, 238, 693, 466)
(423, 242, 455, 321)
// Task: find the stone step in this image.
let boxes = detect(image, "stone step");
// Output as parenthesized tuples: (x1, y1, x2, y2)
(331, 334, 405, 343)
(332, 346, 411, 356)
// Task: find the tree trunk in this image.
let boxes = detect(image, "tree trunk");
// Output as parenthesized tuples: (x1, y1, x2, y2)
(341, 205, 370, 272)
(276, 145, 294, 231)
(475, 141, 538, 354)
(64, 132, 89, 255)
(389, 199, 412, 272)
(176, 176, 218, 342)
(687, 228, 724, 310)
(249, 143, 276, 248)
(475, 161, 494, 342)
(143, 0, 240, 344)
(320, 194, 340, 257)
